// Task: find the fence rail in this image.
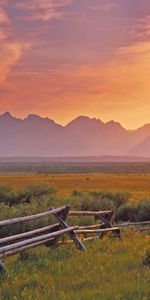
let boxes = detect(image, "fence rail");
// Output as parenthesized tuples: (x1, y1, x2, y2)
(69, 210, 114, 217)
(0, 206, 149, 271)
(0, 206, 67, 227)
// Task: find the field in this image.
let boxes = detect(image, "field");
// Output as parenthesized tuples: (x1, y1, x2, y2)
(0, 232, 150, 300)
(0, 173, 150, 200)
(0, 173, 150, 299)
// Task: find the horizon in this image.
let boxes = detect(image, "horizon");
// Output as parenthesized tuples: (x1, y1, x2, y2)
(0, 1, 150, 129)
(0, 111, 150, 131)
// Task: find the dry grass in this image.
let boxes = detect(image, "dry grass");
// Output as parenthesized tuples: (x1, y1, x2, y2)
(0, 173, 150, 200)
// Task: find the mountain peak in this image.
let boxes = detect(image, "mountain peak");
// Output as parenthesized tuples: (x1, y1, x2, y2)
(66, 116, 104, 128)
(0, 112, 13, 119)
(106, 120, 121, 126)
(25, 114, 54, 123)
(0, 112, 149, 157)
(25, 114, 43, 121)
(106, 120, 126, 131)
(24, 114, 62, 129)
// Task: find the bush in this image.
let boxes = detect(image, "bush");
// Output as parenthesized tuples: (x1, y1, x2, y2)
(80, 190, 130, 212)
(0, 184, 56, 207)
(71, 190, 82, 197)
(116, 199, 150, 222)
(142, 248, 150, 267)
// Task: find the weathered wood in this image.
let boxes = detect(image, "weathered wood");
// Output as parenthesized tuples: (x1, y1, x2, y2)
(45, 205, 71, 248)
(118, 221, 150, 227)
(0, 226, 78, 254)
(79, 224, 103, 230)
(0, 261, 6, 272)
(0, 206, 67, 227)
(99, 214, 120, 237)
(69, 210, 114, 217)
(81, 236, 100, 241)
(0, 223, 60, 244)
(52, 206, 87, 251)
(75, 227, 120, 234)
(0, 238, 55, 258)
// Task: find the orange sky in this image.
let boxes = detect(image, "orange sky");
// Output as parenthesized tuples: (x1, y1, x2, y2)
(0, 0, 150, 129)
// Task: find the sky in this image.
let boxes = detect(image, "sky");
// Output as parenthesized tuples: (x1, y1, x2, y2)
(0, 0, 150, 129)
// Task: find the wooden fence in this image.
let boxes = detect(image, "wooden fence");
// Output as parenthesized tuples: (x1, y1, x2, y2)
(0, 205, 149, 271)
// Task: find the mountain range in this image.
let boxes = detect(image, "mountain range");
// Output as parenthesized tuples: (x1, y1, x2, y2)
(0, 112, 150, 157)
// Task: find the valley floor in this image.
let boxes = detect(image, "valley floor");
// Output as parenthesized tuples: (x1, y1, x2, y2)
(0, 173, 150, 200)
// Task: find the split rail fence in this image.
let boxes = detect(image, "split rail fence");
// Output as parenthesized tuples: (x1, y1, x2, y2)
(0, 205, 149, 270)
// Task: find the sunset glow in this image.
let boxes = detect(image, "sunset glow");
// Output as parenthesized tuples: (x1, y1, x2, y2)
(0, 0, 150, 129)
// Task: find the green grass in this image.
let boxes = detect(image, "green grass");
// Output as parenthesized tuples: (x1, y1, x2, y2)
(0, 181, 149, 299)
(0, 231, 150, 300)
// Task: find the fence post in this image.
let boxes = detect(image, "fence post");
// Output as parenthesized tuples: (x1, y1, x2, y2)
(98, 210, 120, 238)
(0, 261, 6, 274)
(52, 206, 87, 251)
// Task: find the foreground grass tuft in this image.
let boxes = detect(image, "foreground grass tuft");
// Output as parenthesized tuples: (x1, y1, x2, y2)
(0, 231, 150, 300)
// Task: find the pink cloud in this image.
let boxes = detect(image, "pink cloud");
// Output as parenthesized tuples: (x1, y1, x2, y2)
(0, 2, 32, 83)
(15, 0, 73, 22)
(92, 1, 116, 12)
(0, 7, 9, 24)
(136, 15, 150, 38)
(0, 5, 9, 39)
(0, 43, 32, 82)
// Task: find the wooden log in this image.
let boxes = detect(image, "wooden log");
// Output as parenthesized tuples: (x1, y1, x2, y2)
(45, 205, 71, 248)
(52, 206, 87, 251)
(82, 235, 100, 241)
(0, 206, 67, 227)
(79, 224, 103, 230)
(0, 223, 60, 244)
(98, 214, 120, 238)
(69, 210, 114, 217)
(75, 227, 120, 234)
(0, 226, 78, 254)
(0, 261, 6, 272)
(118, 221, 150, 227)
(0, 238, 55, 259)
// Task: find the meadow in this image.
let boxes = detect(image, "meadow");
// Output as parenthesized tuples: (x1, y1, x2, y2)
(0, 173, 150, 299)
(0, 173, 150, 200)
(0, 232, 150, 300)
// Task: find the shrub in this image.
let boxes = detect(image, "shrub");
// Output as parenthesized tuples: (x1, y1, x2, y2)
(142, 248, 150, 267)
(71, 190, 82, 197)
(116, 199, 150, 222)
(80, 190, 130, 212)
(0, 184, 56, 207)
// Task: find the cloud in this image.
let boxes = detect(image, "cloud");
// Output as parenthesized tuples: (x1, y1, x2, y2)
(92, 1, 116, 12)
(10, 40, 150, 105)
(0, 87, 10, 95)
(2, 37, 150, 129)
(0, 42, 31, 82)
(0, 5, 9, 40)
(0, 2, 32, 84)
(0, 7, 9, 24)
(15, 0, 73, 22)
(17, 0, 72, 9)
(136, 15, 150, 39)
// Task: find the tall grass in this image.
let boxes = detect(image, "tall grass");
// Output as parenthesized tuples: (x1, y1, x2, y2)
(0, 184, 150, 299)
(0, 231, 150, 300)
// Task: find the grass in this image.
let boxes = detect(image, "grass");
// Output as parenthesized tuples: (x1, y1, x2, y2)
(0, 174, 150, 299)
(0, 231, 150, 300)
(0, 173, 150, 200)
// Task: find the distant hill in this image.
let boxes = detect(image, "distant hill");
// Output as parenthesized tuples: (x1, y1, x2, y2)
(0, 112, 150, 158)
